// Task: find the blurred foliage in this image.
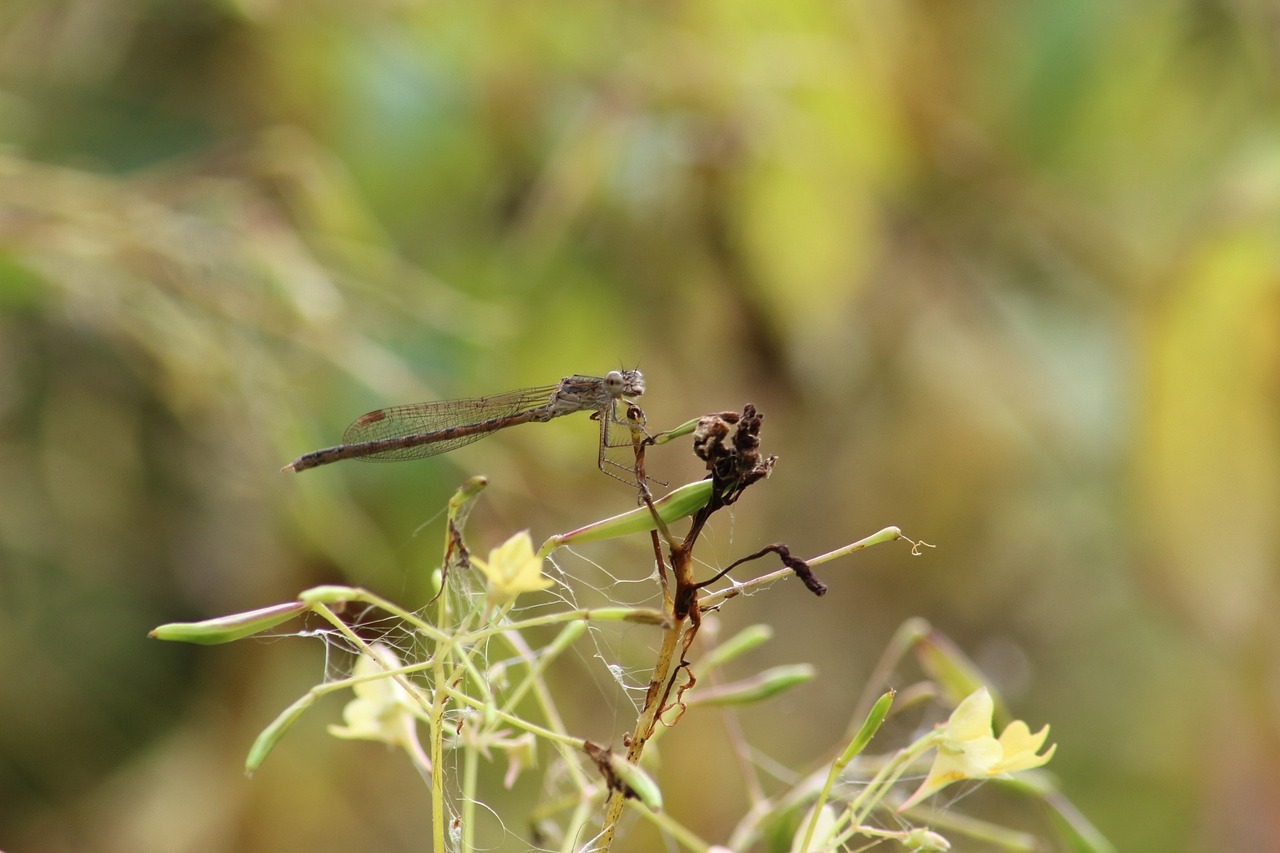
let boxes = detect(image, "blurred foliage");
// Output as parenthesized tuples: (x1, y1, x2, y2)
(1, 0, 1278, 851)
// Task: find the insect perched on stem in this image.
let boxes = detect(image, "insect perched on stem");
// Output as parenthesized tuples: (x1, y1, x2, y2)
(284, 370, 646, 476)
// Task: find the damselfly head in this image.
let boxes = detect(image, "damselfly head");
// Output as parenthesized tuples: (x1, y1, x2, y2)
(608, 369, 645, 398)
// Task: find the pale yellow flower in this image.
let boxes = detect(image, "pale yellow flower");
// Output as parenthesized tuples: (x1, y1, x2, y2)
(473, 530, 553, 604)
(328, 643, 421, 748)
(899, 687, 1055, 810)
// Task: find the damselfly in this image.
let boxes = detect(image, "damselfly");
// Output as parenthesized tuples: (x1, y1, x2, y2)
(283, 370, 646, 474)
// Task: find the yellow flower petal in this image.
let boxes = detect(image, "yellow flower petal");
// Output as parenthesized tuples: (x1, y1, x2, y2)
(327, 643, 420, 747)
(941, 687, 995, 745)
(993, 721, 1056, 773)
(474, 530, 553, 604)
(899, 687, 1056, 811)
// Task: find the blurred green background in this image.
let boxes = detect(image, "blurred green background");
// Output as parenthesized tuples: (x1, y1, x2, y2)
(2, 1, 1278, 851)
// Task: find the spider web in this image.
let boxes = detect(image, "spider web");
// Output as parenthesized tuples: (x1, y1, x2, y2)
(272, 491, 804, 853)
(272, 528, 694, 851)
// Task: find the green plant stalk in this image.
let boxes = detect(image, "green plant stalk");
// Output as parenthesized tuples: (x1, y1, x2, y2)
(245, 603, 445, 772)
(498, 621, 585, 717)
(806, 526, 905, 566)
(301, 585, 452, 643)
(599, 519, 912, 848)
(850, 618, 932, 736)
(461, 734, 479, 853)
(685, 664, 816, 707)
(427, 592, 455, 853)
(847, 729, 941, 828)
(429, 661, 448, 853)
(596, 749, 663, 812)
(598, 604, 688, 848)
(1036, 784, 1118, 853)
(796, 690, 894, 853)
(308, 604, 443, 719)
(440, 681, 588, 749)
(467, 606, 669, 643)
(632, 798, 712, 852)
(640, 626, 788, 763)
(243, 642, 439, 772)
(524, 790, 596, 850)
(496, 625, 595, 798)
(886, 805, 1040, 851)
(245, 691, 317, 774)
(242, 655, 442, 775)
(648, 416, 702, 445)
(453, 602, 513, 718)
(699, 624, 774, 670)
(562, 800, 597, 853)
(427, 601, 530, 851)
(697, 527, 910, 613)
(424, 484, 486, 852)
